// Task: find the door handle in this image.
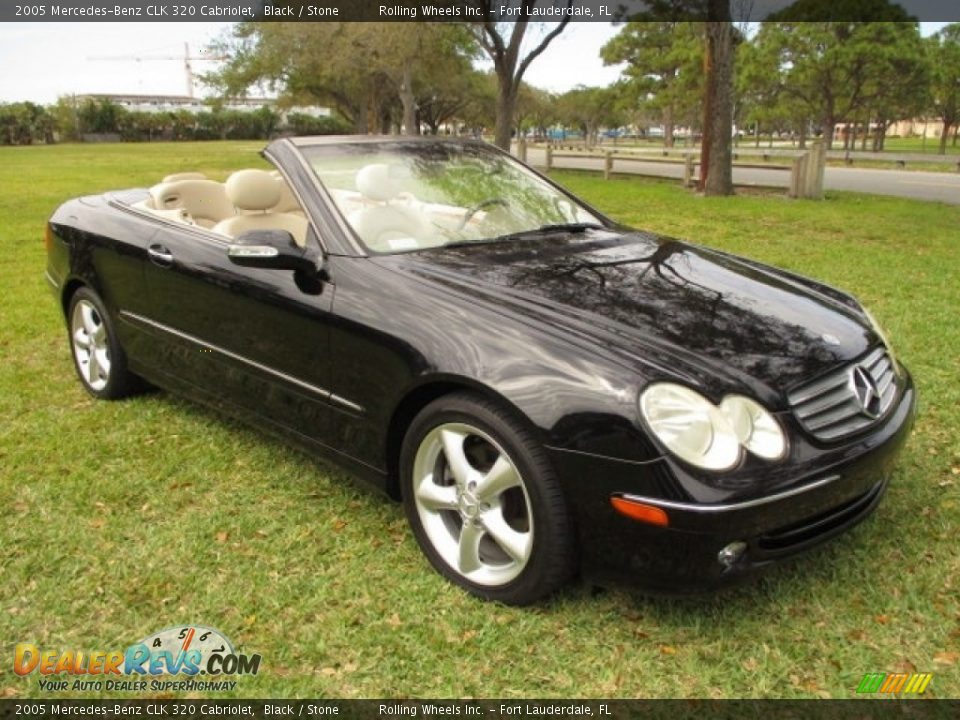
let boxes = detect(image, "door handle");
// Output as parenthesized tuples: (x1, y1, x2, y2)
(147, 245, 174, 267)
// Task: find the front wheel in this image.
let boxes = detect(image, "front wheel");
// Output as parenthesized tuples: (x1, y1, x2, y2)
(401, 393, 575, 605)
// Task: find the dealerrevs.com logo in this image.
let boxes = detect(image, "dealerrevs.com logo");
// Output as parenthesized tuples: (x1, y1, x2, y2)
(15, 625, 261, 693)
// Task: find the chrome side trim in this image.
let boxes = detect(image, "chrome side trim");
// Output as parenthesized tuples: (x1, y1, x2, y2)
(618, 474, 842, 514)
(45, 270, 61, 290)
(329, 393, 364, 414)
(119, 310, 364, 414)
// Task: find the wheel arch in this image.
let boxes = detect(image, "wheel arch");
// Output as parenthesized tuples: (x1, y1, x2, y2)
(383, 375, 545, 501)
(60, 277, 88, 318)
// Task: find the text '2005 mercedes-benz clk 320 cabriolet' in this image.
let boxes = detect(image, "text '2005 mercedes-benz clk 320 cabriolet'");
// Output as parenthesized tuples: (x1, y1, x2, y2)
(46, 136, 916, 604)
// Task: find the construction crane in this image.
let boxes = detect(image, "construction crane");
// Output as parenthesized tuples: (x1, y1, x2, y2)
(87, 43, 226, 98)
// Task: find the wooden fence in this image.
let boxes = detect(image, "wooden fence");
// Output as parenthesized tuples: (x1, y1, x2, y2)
(516, 138, 827, 199)
(526, 138, 960, 171)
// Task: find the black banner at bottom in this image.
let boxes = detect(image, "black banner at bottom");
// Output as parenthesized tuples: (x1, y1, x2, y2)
(1, 700, 959, 720)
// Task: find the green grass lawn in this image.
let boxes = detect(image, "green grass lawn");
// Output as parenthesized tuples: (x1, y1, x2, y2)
(1, 142, 958, 699)
(882, 136, 960, 156)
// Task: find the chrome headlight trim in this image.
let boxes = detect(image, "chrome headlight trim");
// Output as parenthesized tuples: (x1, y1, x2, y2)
(639, 383, 788, 471)
(638, 383, 741, 472)
(719, 395, 788, 461)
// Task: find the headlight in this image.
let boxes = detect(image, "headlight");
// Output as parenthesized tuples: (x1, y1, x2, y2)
(719, 395, 787, 461)
(639, 384, 741, 471)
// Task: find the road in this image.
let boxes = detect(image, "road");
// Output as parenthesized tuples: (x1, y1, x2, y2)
(523, 148, 960, 205)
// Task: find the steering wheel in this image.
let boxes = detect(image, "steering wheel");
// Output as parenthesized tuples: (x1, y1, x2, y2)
(457, 198, 510, 231)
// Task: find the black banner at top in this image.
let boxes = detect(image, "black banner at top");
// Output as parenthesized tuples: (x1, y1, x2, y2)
(3, 0, 960, 22)
(2, 700, 960, 720)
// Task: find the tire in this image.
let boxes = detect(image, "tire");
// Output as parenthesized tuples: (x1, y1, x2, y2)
(401, 392, 576, 605)
(67, 287, 142, 400)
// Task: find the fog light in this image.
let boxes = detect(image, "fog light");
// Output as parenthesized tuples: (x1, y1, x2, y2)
(717, 541, 747, 568)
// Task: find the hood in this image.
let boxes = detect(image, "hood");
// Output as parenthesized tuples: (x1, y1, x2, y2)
(382, 229, 876, 403)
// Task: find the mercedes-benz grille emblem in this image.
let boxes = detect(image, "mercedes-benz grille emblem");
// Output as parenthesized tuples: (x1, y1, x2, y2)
(851, 365, 882, 419)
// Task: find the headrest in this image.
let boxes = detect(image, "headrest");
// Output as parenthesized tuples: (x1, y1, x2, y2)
(355, 164, 404, 203)
(150, 179, 224, 209)
(225, 169, 281, 211)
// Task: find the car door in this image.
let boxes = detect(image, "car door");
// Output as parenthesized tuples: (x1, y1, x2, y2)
(129, 221, 343, 448)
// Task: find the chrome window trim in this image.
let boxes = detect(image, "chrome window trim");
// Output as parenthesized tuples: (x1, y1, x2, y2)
(271, 138, 367, 257)
(118, 310, 364, 414)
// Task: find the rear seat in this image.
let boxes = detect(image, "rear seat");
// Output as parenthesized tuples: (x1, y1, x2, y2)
(161, 171, 208, 183)
(149, 179, 236, 229)
(140, 170, 306, 234)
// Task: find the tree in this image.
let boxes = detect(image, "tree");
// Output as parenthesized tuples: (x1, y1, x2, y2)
(601, 22, 704, 148)
(514, 83, 556, 139)
(0, 102, 55, 145)
(78, 98, 126, 135)
(700, 3, 734, 195)
(51, 96, 83, 142)
(862, 25, 928, 151)
(470, 2, 572, 149)
(738, 25, 819, 148)
(208, 23, 473, 136)
(352, 24, 477, 136)
(757, 0, 918, 148)
(555, 85, 623, 148)
(928, 24, 960, 155)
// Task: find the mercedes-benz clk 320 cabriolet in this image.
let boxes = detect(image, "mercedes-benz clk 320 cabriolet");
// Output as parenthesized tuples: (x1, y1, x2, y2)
(46, 136, 916, 604)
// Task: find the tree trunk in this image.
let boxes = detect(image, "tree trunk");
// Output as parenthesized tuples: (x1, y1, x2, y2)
(873, 120, 885, 152)
(399, 66, 418, 136)
(663, 105, 674, 148)
(939, 122, 950, 154)
(351, 99, 368, 135)
(493, 71, 516, 151)
(823, 117, 836, 149)
(860, 121, 868, 151)
(701, 18, 734, 196)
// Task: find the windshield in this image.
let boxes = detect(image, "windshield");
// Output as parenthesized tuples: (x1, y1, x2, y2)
(299, 140, 603, 254)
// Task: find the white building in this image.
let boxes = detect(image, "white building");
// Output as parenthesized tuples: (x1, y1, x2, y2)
(77, 93, 330, 119)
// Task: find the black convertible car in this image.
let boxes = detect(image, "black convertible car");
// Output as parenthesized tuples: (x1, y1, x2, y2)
(46, 136, 916, 604)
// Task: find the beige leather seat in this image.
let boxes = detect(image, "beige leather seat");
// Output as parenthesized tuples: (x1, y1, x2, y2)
(161, 171, 208, 183)
(270, 170, 305, 217)
(149, 179, 236, 229)
(212, 169, 308, 247)
(347, 164, 432, 251)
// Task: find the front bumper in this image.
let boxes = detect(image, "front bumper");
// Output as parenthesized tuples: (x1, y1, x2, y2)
(550, 373, 917, 593)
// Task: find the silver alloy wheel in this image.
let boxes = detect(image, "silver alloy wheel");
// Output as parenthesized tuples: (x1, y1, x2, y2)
(70, 299, 111, 392)
(412, 422, 534, 586)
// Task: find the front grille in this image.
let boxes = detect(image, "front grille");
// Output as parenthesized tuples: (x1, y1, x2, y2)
(788, 347, 898, 441)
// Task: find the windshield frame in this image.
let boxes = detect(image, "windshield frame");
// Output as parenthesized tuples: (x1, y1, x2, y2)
(294, 137, 615, 257)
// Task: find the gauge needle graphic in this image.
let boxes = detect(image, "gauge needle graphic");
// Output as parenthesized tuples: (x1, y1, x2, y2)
(175, 627, 196, 668)
(181, 627, 196, 652)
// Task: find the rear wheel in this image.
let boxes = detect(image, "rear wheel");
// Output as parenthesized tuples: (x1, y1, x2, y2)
(67, 287, 142, 400)
(401, 393, 575, 604)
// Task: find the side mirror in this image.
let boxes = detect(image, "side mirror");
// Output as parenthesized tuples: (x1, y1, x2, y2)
(226, 229, 320, 275)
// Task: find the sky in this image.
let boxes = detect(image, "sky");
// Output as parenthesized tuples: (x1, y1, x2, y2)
(0, 21, 949, 105)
